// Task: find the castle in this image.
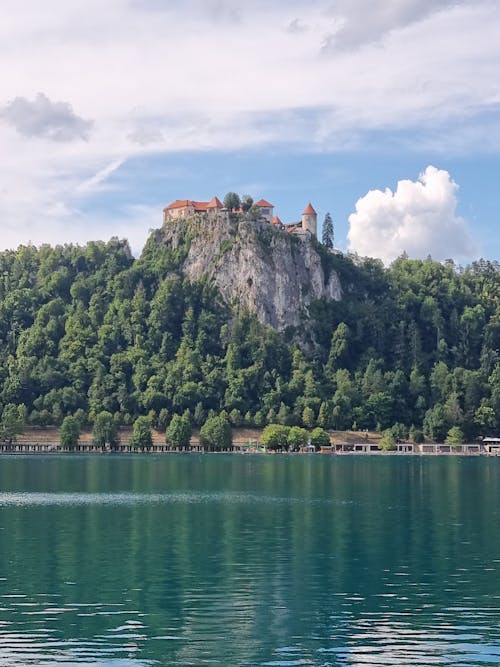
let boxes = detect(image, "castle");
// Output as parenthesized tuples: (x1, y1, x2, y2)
(163, 196, 318, 238)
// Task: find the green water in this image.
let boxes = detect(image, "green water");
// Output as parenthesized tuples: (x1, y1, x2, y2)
(0, 454, 499, 666)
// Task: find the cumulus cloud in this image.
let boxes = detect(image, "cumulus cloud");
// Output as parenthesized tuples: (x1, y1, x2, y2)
(0, 0, 497, 253)
(347, 166, 478, 264)
(0, 93, 92, 141)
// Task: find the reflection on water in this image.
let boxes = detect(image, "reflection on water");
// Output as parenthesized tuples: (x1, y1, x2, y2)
(0, 491, 349, 507)
(0, 455, 499, 666)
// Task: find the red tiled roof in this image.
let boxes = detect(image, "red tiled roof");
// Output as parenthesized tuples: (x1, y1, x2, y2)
(206, 196, 223, 209)
(272, 216, 282, 226)
(164, 196, 223, 212)
(254, 199, 274, 208)
(285, 222, 302, 233)
(302, 203, 317, 215)
(164, 199, 193, 211)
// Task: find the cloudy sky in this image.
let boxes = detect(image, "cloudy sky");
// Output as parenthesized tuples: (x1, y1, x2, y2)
(0, 0, 499, 263)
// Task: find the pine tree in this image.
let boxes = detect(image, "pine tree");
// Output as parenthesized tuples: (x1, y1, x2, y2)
(318, 401, 330, 428)
(322, 212, 334, 248)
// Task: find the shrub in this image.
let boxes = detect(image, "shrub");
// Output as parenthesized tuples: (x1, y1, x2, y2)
(200, 414, 232, 451)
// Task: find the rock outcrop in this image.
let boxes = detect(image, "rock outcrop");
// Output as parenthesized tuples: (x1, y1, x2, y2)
(156, 214, 342, 330)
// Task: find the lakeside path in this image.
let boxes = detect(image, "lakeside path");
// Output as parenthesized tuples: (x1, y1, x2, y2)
(1, 427, 497, 456)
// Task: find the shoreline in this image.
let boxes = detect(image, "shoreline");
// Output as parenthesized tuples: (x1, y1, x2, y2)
(5, 428, 499, 457)
(0, 444, 498, 457)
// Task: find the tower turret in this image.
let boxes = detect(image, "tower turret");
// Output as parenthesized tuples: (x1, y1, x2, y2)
(301, 203, 317, 237)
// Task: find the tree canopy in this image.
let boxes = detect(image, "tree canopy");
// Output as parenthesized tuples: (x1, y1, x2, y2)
(93, 410, 119, 448)
(199, 414, 232, 451)
(0, 237, 497, 443)
(131, 416, 153, 449)
(0, 404, 26, 444)
(223, 192, 241, 212)
(166, 414, 191, 449)
(60, 415, 80, 449)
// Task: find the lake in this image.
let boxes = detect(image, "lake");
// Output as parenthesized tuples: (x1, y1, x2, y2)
(0, 454, 499, 666)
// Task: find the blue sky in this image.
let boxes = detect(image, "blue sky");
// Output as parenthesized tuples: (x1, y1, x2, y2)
(0, 0, 499, 263)
(84, 148, 498, 262)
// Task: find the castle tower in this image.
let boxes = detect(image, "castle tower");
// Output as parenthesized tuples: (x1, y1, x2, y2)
(254, 199, 274, 223)
(301, 203, 317, 237)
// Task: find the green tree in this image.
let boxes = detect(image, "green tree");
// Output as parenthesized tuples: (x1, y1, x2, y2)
(445, 426, 465, 446)
(379, 429, 396, 451)
(287, 426, 308, 451)
(157, 408, 170, 431)
(254, 410, 265, 427)
(60, 415, 80, 449)
(199, 414, 232, 451)
(0, 234, 496, 442)
(409, 425, 424, 443)
(274, 402, 287, 425)
(0, 404, 26, 444)
(223, 192, 241, 212)
(74, 408, 87, 429)
(423, 404, 448, 442)
(229, 408, 243, 426)
(310, 427, 330, 450)
(93, 410, 119, 449)
(241, 195, 254, 212)
(131, 416, 153, 449)
(244, 410, 253, 426)
(327, 323, 350, 372)
(322, 211, 334, 248)
(261, 424, 290, 450)
(166, 414, 191, 449)
(194, 402, 206, 426)
(302, 406, 315, 428)
(474, 405, 496, 434)
(317, 401, 330, 428)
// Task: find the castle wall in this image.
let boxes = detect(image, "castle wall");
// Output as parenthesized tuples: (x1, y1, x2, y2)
(259, 207, 273, 222)
(301, 213, 317, 237)
(164, 205, 195, 222)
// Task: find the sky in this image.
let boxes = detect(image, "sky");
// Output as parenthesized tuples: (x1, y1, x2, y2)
(0, 0, 499, 264)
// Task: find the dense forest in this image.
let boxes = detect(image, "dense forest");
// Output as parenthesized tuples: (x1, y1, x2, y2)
(0, 230, 498, 444)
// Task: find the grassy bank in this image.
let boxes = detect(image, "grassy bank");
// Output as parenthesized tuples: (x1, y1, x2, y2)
(15, 426, 382, 447)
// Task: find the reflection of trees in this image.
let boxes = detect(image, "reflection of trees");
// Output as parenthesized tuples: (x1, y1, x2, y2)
(0, 456, 499, 664)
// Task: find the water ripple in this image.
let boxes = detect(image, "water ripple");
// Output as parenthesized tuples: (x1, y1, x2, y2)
(0, 491, 348, 507)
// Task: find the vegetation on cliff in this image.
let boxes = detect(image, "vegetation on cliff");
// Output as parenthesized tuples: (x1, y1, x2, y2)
(0, 230, 498, 443)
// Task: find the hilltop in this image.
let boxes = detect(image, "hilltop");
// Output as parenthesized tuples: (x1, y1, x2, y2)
(154, 213, 341, 330)
(0, 213, 498, 444)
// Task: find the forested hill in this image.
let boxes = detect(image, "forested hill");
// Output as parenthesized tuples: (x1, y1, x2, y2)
(0, 232, 499, 442)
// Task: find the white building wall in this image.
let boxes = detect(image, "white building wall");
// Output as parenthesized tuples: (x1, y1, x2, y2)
(301, 213, 317, 237)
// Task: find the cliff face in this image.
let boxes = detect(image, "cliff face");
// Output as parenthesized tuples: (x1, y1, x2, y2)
(156, 215, 342, 330)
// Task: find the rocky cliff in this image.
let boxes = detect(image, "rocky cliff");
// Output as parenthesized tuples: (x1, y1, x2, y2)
(155, 214, 342, 330)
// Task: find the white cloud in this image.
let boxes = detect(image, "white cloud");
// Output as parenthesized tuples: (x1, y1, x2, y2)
(0, 93, 92, 141)
(76, 159, 125, 195)
(0, 0, 497, 252)
(347, 166, 478, 264)
(322, 0, 458, 50)
(287, 18, 309, 34)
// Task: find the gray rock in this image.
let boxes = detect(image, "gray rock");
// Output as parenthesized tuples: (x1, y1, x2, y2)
(158, 215, 342, 330)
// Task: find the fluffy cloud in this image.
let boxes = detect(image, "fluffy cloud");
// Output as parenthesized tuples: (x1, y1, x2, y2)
(0, 93, 92, 141)
(347, 167, 478, 264)
(0, 0, 497, 252)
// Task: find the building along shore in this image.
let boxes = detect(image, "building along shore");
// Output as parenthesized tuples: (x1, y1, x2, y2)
(0, 428, 499, 455)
